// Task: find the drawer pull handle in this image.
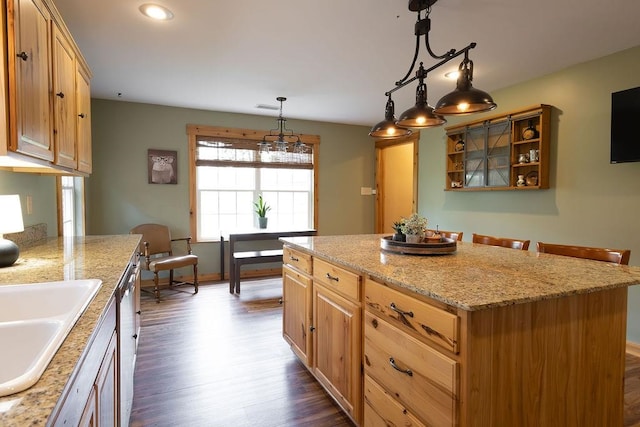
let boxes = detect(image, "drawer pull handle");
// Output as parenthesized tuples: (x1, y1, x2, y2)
(390, 302, 414, 318)
(289, 255, 299, 262)
(326, 272, 339, 282)
(389, 357, 413, 376)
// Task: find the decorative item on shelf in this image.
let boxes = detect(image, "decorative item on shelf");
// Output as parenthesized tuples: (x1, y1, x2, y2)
(451, 180, 463, 188)
(253, 194, 271, 229)
(455, 136, 465, 152)
(516, 174, 526, 187)
(0, 195, 24, 268)
(529, 149, 539, 162)
(525, 171, 539, 186)
(392, 221, 406, 242)
(518, 153, 529, 164)
(399, 213, 428, 243)
(522, 119, 539, 140)
(368, 0, 496, 139)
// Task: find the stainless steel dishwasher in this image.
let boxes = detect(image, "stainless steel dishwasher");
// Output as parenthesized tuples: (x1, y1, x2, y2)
(118, 256, 140, 426)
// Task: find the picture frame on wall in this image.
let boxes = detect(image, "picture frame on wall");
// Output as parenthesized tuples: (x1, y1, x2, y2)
(148, 149, 178, 184)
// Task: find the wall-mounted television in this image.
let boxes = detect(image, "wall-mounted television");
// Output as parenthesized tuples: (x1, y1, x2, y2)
(611, 86, 640, 164)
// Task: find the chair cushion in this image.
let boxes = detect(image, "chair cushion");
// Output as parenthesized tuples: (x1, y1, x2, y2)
(148, 254, 198, 272)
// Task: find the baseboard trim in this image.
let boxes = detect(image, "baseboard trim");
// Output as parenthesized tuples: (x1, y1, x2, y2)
(628, 341, 640, 358)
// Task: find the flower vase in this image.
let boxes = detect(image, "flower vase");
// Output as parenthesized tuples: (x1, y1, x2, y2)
(405, 234, 422, 244)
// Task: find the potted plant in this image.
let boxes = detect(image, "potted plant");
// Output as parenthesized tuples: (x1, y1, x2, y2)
(392, 220, 405, 242)
(254, 194, 271, 229)
(400, 213, 428, 243)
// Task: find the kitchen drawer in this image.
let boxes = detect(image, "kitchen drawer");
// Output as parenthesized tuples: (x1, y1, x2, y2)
(283, 246, 312, 275)
(313, 258, 360, 301)
(364, 374, 425, 427)
(365, 277, 459, 353)
(364, 311, 458, 427)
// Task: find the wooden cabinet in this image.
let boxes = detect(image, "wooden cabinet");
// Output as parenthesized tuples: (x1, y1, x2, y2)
(363, 277, 459, 426)
(52, 23, 77, 169)
(7, 0, 54, 162)
(2, 0, 92, 174)
(51, 297, 119, 426)
(282, 246, 363, 425)
(445, 104, 551, 191)
(283, 246, 313, 367)
(76, 62, 92, 173)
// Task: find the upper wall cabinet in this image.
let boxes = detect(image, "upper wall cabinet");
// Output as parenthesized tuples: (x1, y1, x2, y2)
(2, 0, 92, 175)
(445, 104, 551, 191)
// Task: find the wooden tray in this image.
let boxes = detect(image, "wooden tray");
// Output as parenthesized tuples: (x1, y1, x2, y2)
(380, 236, 457, 255)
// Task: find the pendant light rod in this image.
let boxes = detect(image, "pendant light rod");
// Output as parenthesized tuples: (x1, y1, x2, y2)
(385, 42, 475, 97)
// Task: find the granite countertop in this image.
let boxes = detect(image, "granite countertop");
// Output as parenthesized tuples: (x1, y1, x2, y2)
(0, 235, 141, 427)
(281, 234, 640, 311)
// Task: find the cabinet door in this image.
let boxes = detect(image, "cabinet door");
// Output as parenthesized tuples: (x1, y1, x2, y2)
(9, 0, 53, 161)
(76, 63, 92, 173)
(313, 283, 362, 423)
(52, 24, 77, 169)
(96, 331, 118, 426)
(282, 265, 313, 367)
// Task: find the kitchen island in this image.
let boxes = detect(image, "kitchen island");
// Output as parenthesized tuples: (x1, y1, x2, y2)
(0, 235, 140, 426)
(281, 234, 640, 426)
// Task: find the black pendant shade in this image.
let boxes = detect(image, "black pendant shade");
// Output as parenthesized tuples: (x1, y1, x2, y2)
(369, 97, 413, 138)
(434, 59, 497, 115)
(396, 80, 446, 128)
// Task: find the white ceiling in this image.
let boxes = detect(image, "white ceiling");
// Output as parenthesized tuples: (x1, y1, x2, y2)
(53, 0, 640, 127)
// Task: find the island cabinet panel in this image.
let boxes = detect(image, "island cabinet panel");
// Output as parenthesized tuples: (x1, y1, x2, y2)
(282, 264, 313, 367)
(458, 286, 628, 426)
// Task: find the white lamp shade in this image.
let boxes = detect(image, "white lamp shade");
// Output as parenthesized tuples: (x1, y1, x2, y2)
(0, 195, 25, 235)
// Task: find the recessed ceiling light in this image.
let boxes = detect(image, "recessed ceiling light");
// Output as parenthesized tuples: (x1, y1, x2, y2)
(139, 4, 174, 21)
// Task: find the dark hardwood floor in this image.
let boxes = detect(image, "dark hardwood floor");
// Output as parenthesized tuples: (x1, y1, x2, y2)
(129, 278, 353, 427)
(130, 277, 640, 427)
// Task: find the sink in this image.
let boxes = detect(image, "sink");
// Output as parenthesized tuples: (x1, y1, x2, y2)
(0, 279, 102, 397)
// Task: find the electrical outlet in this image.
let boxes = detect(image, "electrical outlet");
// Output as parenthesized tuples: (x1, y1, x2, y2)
(26, 195, 33, 215)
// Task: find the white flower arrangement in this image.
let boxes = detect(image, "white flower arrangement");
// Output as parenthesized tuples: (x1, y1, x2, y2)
(399, 213, 428, 235)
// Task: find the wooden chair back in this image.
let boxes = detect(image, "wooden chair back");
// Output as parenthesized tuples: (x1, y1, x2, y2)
(472, 233, 530, 250)
(130, 223, 173, 256)
(536, 242, 631, 265)
(427, 229, 463, 242)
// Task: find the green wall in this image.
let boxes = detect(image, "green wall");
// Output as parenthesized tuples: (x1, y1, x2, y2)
(0, 170, 57, 234)
(417, 45, 640, 341)
(88, 100, 375, 276)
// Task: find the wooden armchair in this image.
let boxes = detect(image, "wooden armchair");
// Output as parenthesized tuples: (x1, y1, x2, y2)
(130, 224, 199, 302)
(426, 229, 463, 241)
(536, 242, 630, 265)
(472, 233, 530, 250)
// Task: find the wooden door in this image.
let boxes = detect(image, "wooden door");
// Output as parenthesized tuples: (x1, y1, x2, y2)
(375, 135, 419, 233)
(282, 265, 313, 367)
(52, 24, 77, 169)
(76, 63, 92, 173)
(9, 0, 53, 161)
(312, 283, 362, 423)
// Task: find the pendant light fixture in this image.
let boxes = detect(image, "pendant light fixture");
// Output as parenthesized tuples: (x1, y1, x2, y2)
(368, 96, 412, 138)
(259, 97, 307, 154)
(370, 0, 496, 138)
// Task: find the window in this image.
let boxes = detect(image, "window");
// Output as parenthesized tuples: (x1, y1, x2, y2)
(56, 176, 85, 236)
(187, 124, 320, 241)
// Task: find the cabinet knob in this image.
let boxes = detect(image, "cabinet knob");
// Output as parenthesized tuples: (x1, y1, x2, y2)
(309, 326, 316, 332)
(78, 113, 86, 118)
(56, 92, 65, 98)
(16, 51, 28, 61)
(136, 310, 141, 315)
(132, 334, 138, 339)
